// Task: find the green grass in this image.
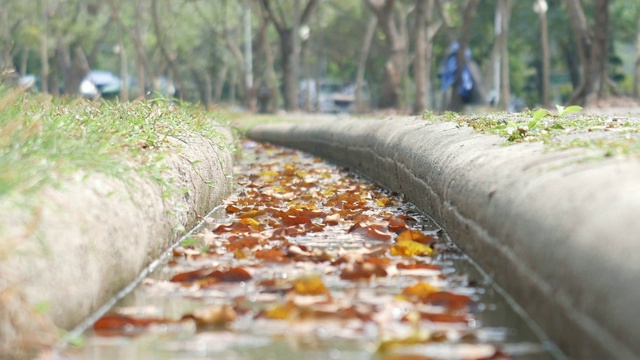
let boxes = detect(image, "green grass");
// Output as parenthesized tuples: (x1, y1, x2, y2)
(422, 108, 640, 158)
(0, 85, 233, 203)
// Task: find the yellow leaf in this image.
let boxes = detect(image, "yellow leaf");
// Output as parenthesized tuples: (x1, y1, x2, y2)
(263, 302, 296, 320)
(258, 170, 280, 178)
(240, 218, 262, 231)
(293, 275, 329, 296)
(396, 230, 434, 244)
(390, 240, 433, 256)
(402, 281, 438, 300)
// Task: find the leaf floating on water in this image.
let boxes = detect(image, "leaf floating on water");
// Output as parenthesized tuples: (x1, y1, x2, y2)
(424, 291, 472, 311)
(386, 215, 408, 233)
(261, 302, 297, 320)
(184, 304, 237, 328)
(340, 262, 388, 281)
(350, 221, 393, 241)
(401, 282, 438, 302)
(396, 230, 435, 245)
(391, 240, 433, 256)
(255, 248, 289, 262)
(292, 275, 330, 296)
(170, 266, 252, 284)
(93, 313, 177, 336)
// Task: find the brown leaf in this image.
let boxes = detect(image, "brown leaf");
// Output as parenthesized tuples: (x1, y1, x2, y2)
(350, 222, 393, 241)
(386, 215, 408, 233)
(340, 262, 388, 281)
(424, 291, 472, 311)
(397, 262, 440, 270)
(93, 314, 170, 335)
(170, 266, 252, 283)
(184, 305, 237, 328)
(255, 248, 289, 262)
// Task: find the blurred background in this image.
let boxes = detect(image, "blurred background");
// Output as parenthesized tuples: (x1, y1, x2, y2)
(0, 0, 638, 114)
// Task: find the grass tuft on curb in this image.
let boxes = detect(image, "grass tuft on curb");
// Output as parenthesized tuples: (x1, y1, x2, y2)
(0, 86, 233, 203)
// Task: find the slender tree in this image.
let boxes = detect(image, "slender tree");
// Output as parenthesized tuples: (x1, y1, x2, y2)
(534, 0, 551, 107)
(634, 17, 640, 98)
(355, 15, 377, 113)
(364, 0, 408, 109)
(413, 0, 440, 114)
(259, 0, 320, 111)
(563, 0, 614, 106)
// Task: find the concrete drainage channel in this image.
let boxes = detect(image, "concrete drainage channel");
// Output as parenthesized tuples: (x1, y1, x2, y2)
(248, 117, 640, 359)
(61, 139, 561, 359)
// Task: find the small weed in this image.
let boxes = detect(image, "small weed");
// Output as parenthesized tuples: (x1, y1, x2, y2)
(422, 105, 640, 158)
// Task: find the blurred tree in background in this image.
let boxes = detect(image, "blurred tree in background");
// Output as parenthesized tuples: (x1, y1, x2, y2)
(0, 0, 638, 113)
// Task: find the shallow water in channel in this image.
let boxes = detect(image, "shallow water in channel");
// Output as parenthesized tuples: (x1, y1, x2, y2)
(62, 140, 561, 360)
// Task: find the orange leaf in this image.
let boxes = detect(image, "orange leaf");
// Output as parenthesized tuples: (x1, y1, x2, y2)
(397, 230, 435, 245)
(390, 240, 433, 256)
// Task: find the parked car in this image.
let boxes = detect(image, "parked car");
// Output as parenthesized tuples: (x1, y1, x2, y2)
(299, 79, 357, 113)
(79, 70, 121, 99)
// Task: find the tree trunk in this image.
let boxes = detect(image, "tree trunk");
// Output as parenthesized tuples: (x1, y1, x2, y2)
(280, 30, 297, 110)
(259, 0, 319, 112)
(1, 6, 13, 73)
(355, 15, 378, 113)
(365, 0, 408, 109)
(539, 4, 551, 107)
(20, 48, 28, 77)
(59, 45, 89, 96)
(564, 0, 612, 106)
(118, 26, 129, 101)
(39, 0, 49, 94)
(230, 67, 237, 105)
(109, 0, 148, 98)
(413, 0, 428, 114)
(214, 63, 229, 104)
(191, 68, 211, 108)
(499, 0, 514, 110)
(561, 42, 581, 89)
(257, 11, 280, 111)
(203, 71, 212, 108)
(633, 17, 640, 98)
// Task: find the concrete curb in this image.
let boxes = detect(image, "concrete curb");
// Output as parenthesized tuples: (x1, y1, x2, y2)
(248, 117, 640, 359)
(0, 128, 235, 358)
